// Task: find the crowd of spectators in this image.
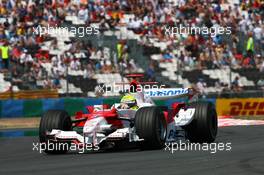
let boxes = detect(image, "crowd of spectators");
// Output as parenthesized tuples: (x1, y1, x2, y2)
(120, 0, 264, 72)
(118, 0, 264, 91)
(0, 0, 262, 93)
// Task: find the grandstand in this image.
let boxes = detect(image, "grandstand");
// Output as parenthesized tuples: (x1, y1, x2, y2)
(0, 0, 263, 98)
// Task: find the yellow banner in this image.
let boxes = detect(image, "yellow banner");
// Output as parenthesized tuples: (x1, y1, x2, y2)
(216, 98, 264, 116)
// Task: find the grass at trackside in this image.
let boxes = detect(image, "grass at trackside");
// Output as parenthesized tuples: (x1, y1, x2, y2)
(0, 116, 79, 130)
(0, 118, 40, 130)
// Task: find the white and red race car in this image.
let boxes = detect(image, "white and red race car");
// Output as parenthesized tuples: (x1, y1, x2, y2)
(39, 76, 217, 154)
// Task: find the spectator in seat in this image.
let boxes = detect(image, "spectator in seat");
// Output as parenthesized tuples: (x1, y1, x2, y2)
(28, 71, 37, 89)
(52, 69, 61, 89)
(0, 41, 10, 70)
(162, 50, 173, 62)
(78, 4, 89, 22)
(43, 77, 52, 89)
(70, 58, 81, 71)
(196, 78, 207, 98)
(58, 62, 66, 77)
(257, 78, 264, 90)
(94, 84, 104, 97)
(95, 60, 102, 73)
(146, 63, 155, 81)
(102, 60, 113, 73)
(253, 23, 262, 54)
(11, 66, 22, 84)
(84, 63, 94, 79)
(257, 55, 264, 72)
(231, 76, 242, 92)
(246, 32, 254, 59)
(117, 42, 123, 61)
(221, 83, 230, 92)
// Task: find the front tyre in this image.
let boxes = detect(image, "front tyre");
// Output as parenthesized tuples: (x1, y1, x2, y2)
(135, 107, 167, 149)
(39, 110, 72, 154)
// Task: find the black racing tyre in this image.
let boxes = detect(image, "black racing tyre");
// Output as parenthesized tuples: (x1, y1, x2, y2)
(135, 106, 167, 149)
(39, 110, 72, 154)
(185, 102, 218, 143)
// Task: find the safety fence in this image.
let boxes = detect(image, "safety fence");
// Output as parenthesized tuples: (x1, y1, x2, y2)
(0, 97, 209, 118)
(0, 97, 263, 118)
(0, 98, 103, 118)
(0, 129, 38, 137)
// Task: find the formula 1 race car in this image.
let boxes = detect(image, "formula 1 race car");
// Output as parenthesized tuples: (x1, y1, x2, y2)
(39, 75, 218, 154)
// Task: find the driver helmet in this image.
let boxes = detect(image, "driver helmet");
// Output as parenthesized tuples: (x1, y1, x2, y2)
(120, 94, 138, 110)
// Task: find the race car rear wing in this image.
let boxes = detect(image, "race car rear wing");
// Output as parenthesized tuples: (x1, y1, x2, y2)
(118, 73, 198, 101)
(144, 88, 197, 101)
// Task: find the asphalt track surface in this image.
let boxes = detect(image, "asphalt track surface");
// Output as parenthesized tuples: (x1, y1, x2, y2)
(0, 126, 263, 175)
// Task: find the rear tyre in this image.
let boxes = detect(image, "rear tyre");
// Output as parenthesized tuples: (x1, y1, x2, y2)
(135, 107, 167, 149)
(39, 110, 72, 154)
(185, 102, 218, 143)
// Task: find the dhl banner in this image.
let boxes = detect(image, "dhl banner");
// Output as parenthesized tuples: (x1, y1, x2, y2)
(216, 98, 264, 116)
